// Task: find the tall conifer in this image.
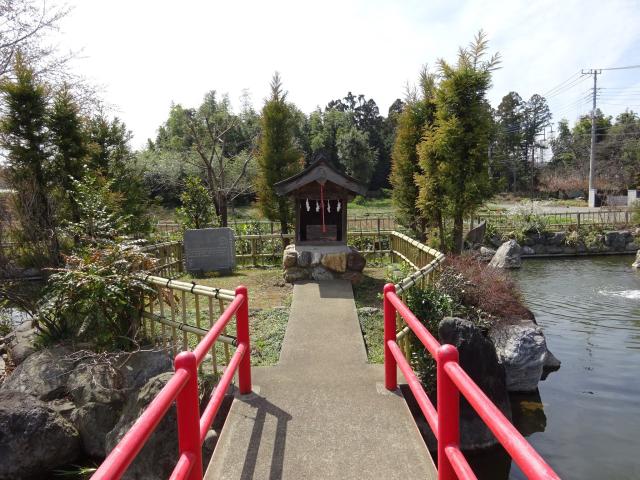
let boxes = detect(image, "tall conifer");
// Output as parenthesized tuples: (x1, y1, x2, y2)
(257, 73, 303, 236)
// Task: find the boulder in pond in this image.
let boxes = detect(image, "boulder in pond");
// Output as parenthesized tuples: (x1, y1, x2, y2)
(0, 391, 80, 479)
(489, 319, 553, 392)
(479, 246, 496, 261)
(488, 239, 522, 269)
(633, 250, 640, 268)
(438, 317, 511, 450)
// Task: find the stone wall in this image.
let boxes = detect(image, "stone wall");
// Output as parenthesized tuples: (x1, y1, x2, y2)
(486, 229, 639, 257)
(282, 244, 366, 283)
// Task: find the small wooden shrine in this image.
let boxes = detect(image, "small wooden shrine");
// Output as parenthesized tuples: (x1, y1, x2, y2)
(274, 157, 367, 245)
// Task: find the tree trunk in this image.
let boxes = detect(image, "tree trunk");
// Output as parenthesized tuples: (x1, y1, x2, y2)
(218, 193, 228, 227)
(452, 213, 464, 254)
(436, 211, 446, 252)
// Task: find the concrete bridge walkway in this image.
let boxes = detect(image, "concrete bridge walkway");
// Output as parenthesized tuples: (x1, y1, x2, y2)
(205, 280, 436, 479)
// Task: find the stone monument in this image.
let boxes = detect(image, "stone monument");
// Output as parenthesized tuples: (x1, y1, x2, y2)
(184, 227, 235, 274)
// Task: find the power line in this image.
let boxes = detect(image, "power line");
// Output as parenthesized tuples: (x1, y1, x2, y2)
(597, 64, 640, 71)
(542, 71, 582, 97)
(545, 75, 590, 99)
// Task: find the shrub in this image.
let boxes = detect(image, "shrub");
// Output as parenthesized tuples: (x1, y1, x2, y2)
(441, 255, 533, 322)
(503, 200, 550, 243)
(176, 176, 217, 230)
(483, 221, 499, 244)
(352, 195, 367, 206)
(564, 229, 581, 248)
(405, 285, 455, 389)
(36, 241, 157, 350)
(65, 174, 128, 245)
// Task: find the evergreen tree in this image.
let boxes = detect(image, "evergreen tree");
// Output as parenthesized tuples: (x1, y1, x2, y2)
(257, 72, 303, 236)
(417, 31, 499, 253)
(336, 124, 376, 185)
(0, 54, 59, 262)
(87, 115, 151, 235)
(493, 91, 524, 191)
(49, 84, 88, 224)
(390, 68, 436, 241)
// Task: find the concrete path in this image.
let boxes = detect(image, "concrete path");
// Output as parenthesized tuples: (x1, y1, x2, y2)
(205, 280, 436, 480)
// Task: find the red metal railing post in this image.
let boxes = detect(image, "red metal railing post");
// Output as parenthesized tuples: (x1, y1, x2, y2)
(235, 285, 252, 394)
(174, 351, 203, 480)
(383, 283, 397, 391)
(437, 344, 460, 480)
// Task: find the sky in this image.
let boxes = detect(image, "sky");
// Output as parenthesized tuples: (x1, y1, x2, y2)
(56, 0, 640, 149)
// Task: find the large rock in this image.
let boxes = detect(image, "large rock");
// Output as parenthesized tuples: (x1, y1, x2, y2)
(488, 240, 522, 269)
(465, 220, 486, 246)
(297, 250, 312, 267)
(1, 347, 173, 461)
(438, 317, 511, 450)
(117, 350, 173, 391)
(321, 252, 347, 273)
(282, 245, 297, 268)
(489, 320, 550, 392)
(521, 246, 535, 256)
(284, 267, 309, 283)
(5, 320, 37, 365)
(479, 246, 496, 261)
(1, 346, 76, 400)
(68, 350, 172, 457)
(311, 266, 334, 281)
(346, 247, 366, 272)
(604, 230, 629, 251)
(633, 250, 640, 268)
(106, 373, 177, 479)
(0, 391, 80, 479)
(546, 232, 566, 246)
(71, 401, 123, 458)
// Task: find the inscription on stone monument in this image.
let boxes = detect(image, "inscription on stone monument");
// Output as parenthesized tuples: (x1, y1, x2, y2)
(184, 228, 235, 273)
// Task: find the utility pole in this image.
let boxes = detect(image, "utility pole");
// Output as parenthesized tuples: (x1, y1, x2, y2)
(582, 69, 601, 206)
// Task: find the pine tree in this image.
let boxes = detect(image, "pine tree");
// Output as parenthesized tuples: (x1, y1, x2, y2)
(257, 72, 303, 236)
(0, 54, 59, 262)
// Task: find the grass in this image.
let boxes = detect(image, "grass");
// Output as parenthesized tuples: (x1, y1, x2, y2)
(352, 266, 390, 364)
(178, 267, 292, 310)
(147, 267, 292, 367)
(358, 309, 384, 364)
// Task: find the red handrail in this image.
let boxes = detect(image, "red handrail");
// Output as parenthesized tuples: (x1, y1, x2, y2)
(383, 283, 560, 480)
(92, 285, 251, 480)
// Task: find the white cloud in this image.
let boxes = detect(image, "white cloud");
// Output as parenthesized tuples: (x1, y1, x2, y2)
(57, 0, 640, 148)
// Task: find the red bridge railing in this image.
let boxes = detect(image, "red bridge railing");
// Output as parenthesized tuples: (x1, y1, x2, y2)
(383, 283, 560, 480)
(92, 285, 252, 480)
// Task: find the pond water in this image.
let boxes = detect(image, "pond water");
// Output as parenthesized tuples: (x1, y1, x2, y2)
(492, 255, 640, 479)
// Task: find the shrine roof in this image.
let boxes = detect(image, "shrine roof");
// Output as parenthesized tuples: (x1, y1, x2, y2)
(274, 158, 367, 197)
